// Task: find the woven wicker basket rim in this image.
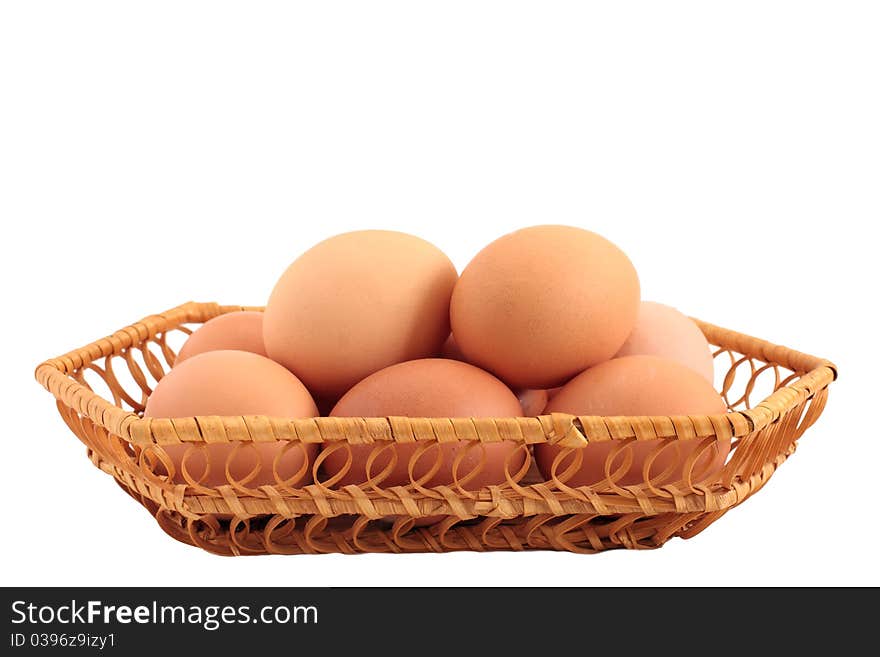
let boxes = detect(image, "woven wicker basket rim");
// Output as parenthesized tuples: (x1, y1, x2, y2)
(34, 301, 838, 451)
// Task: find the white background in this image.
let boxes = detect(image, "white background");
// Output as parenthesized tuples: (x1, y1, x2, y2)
(1, 1, 877, 586)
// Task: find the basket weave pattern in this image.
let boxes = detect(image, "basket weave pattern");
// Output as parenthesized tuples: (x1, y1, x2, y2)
(35, 302, 836, 556)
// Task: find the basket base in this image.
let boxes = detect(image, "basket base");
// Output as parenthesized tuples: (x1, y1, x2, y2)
(114, 477, 716, 556)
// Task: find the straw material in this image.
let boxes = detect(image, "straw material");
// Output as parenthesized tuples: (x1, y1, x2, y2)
(35, 301, 837, 556)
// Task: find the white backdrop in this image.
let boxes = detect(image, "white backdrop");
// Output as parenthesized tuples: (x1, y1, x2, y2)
(1, 1, 876, 586)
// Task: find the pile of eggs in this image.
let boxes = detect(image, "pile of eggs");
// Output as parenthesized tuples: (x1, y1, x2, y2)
(145, 225, 728, 492)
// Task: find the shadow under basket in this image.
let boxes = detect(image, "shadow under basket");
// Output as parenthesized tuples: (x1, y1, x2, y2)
(35, 301, 837, 556)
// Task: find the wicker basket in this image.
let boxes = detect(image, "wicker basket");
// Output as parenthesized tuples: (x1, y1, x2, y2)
(35, 301, 837, 556)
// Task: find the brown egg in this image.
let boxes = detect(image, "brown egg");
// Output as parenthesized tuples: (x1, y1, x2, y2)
(324, 359, 526, 490)
(450, 225, 640, 389)
(144, 350, 318, 488)
(264, 231, 458, 399)
(174, 311, 266, 365)
(615, 301, 714, 383)
(535, 355, 729, 488)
